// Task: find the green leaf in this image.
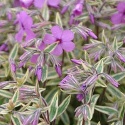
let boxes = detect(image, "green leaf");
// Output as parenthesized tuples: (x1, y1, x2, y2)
(85, 105, 92, 120)
(84, 51, 91, 64)
(86, 90, 92, 103)
(60, 111, 70, 125)
(42, 65, 48, 82)
(3, 62, 10, 77)
(57, 95, 71, 117)
(45, 88, 58, 103)
(95, 105, 117, 115)
(118, 104, 125, 119)
(112, 72, 125, 82)
(44, 42, 57, 53)
(90, 94, 100, 117)
(91, 94, 100, 106)
(55, 12, 62, 27)
(42, 4, 49, 21)
(95, 59, 104, 73)
(0, 90, 13, 98)
(96, 78, 107, 87)
(49, 92, 58, 122)
(101, 30, 107, 44)
(9, 43, 19, 60)
(112, 37, 118, 50)
(11, 115, 22, 125)
(16, 70, 29, 86)
(12, 89, 19, 103)
(107, 84, 125, 98)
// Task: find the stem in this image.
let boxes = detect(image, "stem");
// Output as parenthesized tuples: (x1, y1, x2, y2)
(43, 80, 47, 88)
(99, 1, 107, 12)
(82, 118, 85, 125)
(61, 50, 65, 71)
(51, 119, 56, 125)
(95, 25, 99, 38)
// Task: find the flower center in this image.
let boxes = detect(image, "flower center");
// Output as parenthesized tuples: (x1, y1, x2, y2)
(56, 39, 62, 43)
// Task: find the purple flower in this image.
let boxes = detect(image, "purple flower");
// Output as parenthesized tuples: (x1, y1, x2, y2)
(15, 11, 35, 42)
(111, 2, 125, 24)
(14, 0, 60, 8)
(76, 94, 84, 101)
(35, 65, 42, 81)
(43, 26, 75, 56)
(69, 0, 84, 25)
(34, 0, 60, 8)
(72, 0, 84, 16)
(0, 43, 8, 51)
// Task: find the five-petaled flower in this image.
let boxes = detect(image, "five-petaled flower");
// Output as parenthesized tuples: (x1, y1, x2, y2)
(15, 11, 35, 42)
(111, 2, 125, 24)
(43, 25, 75, 56)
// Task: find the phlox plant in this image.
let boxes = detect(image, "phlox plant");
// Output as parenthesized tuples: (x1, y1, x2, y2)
(0, 0, 125, 125)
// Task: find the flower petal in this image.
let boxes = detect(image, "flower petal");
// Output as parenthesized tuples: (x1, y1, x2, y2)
(111, 13, 123, 24)
(20, 0, 33, 7)
(25, 29, 36, 41)
(62, 30, 74, 41)
(18, 11, 33, 29)
(61, 41, 75, 52)
(51, 26, 63, 39)
(38, 42, 46, 50)
(15, 29, 24, 42)
(47, 0, 60, 7)
(34, 0, 45, 8)
(52, 44, 63, 56)
(117, 2, 125, 13)
(30, 54, 39, 64)
(43, 33, 56, 44)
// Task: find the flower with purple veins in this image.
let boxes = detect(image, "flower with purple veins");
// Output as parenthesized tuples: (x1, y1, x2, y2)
(15, 11, 35, 42)
(111, 2, 125, 24)
(43, 25, 75, 56)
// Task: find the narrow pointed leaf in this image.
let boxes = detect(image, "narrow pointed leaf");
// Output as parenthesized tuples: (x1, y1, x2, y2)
(42, 65, 48, 82)
(12, 89, 19, 103)
(44, 42, 57, 53)
(0, 90, 13, 98)
(9, 43, 19, 60)
(96, 59, 104, 73)
(49, 92, 58, 122)
(11, 115, 22, 125)
(55, 12, 62, 27)
(112, 72, 125, 82)
(57, 95, 71, 117)
(95, 105, 118, 115)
